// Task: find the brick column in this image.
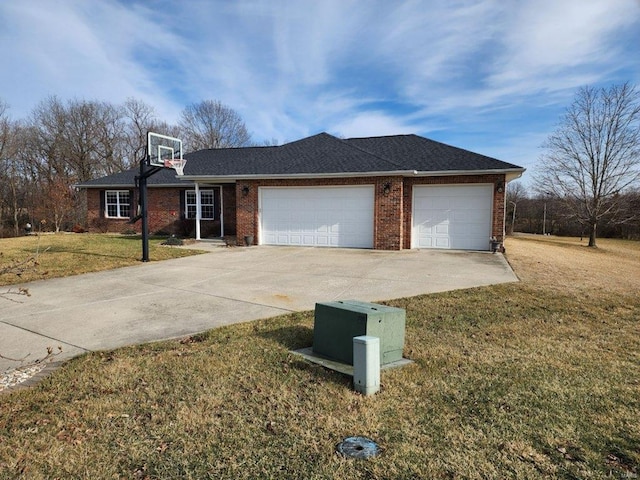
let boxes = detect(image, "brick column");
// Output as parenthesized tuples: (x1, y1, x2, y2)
(492, 177, 506, 243)
(236, 182, 258, 246)
(374, 177, 403, 250)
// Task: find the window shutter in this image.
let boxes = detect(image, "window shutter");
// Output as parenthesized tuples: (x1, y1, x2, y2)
(179, 190, 186, 220)
(99, 190, 106, 218)
(128, 190, 134, 219)
(215, 187, 221, 221)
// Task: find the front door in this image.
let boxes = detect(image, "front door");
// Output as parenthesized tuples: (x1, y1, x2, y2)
(187, 186, 222, 238)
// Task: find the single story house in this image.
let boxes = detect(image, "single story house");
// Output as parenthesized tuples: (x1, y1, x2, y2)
(78, 132, 525, 251)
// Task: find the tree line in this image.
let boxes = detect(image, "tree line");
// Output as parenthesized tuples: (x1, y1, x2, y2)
(506, 181, 640, 240)
(2, 83, 639, 245)
(533, 83, 640, 246)
(0, 97, 255, 237)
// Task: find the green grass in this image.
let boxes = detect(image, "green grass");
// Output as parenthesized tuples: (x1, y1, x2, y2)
(0, 233, 203, 286)
(0, 236, 639, 479)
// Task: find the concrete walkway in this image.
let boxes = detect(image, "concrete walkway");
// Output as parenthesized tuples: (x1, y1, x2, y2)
(1, 245, 518, 373)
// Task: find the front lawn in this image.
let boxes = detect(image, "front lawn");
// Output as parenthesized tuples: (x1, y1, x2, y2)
(0, 233, 202, 286)
(1, 235, 638, 479)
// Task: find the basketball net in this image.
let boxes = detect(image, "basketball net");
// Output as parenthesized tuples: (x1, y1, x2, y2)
(164, 158, 186, 176)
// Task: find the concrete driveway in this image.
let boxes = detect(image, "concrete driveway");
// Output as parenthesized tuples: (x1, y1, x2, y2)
(1, 245, 517, 373)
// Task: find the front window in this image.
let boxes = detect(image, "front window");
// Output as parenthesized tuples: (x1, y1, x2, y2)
(105, 190, 130, 218)
(185, 190, 215, 220)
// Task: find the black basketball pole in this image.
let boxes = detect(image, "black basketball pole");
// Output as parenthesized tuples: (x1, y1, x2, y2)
(140, 159, 150, 262)
(136, 155, 161, 262)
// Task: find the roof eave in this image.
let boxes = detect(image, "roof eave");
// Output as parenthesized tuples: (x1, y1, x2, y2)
(180, 168, 526, 182)
(78, 182, 193, 189)
(506, 169, 526, 182)
(79, 168, 526, 187)
(179, 170, 419, 182)
(413, 168, 526, 178)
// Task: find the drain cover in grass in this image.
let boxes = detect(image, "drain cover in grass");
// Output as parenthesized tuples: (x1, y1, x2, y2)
(336, 436, 381, 459)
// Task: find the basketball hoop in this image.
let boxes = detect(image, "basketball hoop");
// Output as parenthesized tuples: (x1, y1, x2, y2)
(148, 132, 184, 174)
(164, 158, 186, 176)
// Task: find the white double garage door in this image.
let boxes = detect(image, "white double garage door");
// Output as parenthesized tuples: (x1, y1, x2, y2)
(259, 184, 493, 250)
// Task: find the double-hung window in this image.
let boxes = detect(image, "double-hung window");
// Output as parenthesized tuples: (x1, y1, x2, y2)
(105, 190, 130, 218)
(185, 190, 215, 220)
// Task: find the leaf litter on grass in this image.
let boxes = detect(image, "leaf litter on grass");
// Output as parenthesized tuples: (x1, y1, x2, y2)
(1, 235, 639, 479)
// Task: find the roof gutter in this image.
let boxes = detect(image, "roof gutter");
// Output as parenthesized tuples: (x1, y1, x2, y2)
(78, 168, 526, 188)
(505, 170, 525, 182)
(77, 182, 192, 189)
(180, 168, 526, 183)
(179, 170, 418, 182)
(412, 168, 525, 178)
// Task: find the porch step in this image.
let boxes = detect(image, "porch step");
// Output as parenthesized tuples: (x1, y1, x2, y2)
(199, 238, 227, 245)
(184, 237, 238, 250)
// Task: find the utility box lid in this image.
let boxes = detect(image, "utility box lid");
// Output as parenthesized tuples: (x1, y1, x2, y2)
(312, 300, 406, 366)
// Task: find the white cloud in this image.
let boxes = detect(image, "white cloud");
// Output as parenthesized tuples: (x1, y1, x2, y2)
(0, 0, 638, 165)
(485, 0, 639, 90)
(331, 111, 420, 138)
(0, 0, 187, 120)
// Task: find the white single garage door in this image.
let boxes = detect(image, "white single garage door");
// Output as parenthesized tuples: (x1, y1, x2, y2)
(260, 186, 374, 248)
(412, 184, 493, 250)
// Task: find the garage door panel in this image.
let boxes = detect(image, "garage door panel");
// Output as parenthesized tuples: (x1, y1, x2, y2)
(435, 237, 450, 248)
(261, 186, 374, 248)
(435, 223, 449, 235)
(430, 198, 447, 209)
(421, 238, 434, 248)
(412, 185, 493, 251)
(316, 235, 329, 246)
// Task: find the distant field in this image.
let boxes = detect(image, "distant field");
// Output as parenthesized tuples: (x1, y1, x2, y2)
(0, 235, 638, 479)
(506, 234, 640, 296)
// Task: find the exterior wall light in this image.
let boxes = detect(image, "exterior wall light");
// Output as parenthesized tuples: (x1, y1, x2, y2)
(383, 182, 391, 196)
(495, 181, 504, 193)
(242, 185, 250, 196)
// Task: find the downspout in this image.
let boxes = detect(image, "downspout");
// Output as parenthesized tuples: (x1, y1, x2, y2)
(195, 182, 201, 240)
(219, 186, 224, 238)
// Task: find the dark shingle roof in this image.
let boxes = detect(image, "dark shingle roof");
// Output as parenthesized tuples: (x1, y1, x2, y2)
(78, 165, 191, 187)
(345, 134, 522, 171)
(78, 132, 523, 187)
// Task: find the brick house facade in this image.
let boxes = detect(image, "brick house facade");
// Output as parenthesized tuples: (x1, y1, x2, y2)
(79, 133, 523, 251)
(234, 174, 505, 250)
(85, 184, 237, 238)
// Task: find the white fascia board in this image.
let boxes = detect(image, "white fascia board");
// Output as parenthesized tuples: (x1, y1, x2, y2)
(80, 182, 193, 189)
(506, 170, 526, 182)
(151, 182, 196, 187)
(79, 184, 136, 189)
(179, 171, 419, 182)
(80, 168, 526, 188)
(411, 168, 526, 178)
(181, 168, 526, 183)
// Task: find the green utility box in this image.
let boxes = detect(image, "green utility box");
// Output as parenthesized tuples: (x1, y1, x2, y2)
(312, 300, 406, 365)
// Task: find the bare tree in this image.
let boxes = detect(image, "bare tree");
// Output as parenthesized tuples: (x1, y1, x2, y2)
(26, 96, 128, 182)
(258, 137, 281, 147)
(535, 83, 640, 247)
(178, 100, 251, 151)
(0, 100, 12, 235)
(0, 101, 26, 237)
(120, 98, 183, 167)
(0, 95, 186, 236)
(505, 181, 528, 234)
(122, 98, 157, 166)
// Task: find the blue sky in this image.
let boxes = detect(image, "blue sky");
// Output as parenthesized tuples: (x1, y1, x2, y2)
(1, 0, 639, 182)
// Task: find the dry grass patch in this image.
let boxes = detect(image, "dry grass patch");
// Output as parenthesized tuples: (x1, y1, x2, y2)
(0, 235, 638, 479)
(0, 233, 202, 286)
(506, 234, 640, 297)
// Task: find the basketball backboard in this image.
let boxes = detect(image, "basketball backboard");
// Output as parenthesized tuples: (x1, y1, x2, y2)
(147, 132, 185, 175)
